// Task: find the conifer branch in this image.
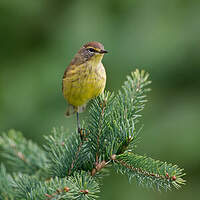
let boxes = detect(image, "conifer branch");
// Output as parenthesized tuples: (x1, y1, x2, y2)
(0, 164, 15, 200)
(0, 69, 186, 199)
(113, 69, 151, 155)
(13, 171, 99, 200)
(43, 128, 82, 177)
(112, 152, 186, 191)
(85, 69, 151, 166)
(0, 129, 48, 178)
(86, 92, 115, 164)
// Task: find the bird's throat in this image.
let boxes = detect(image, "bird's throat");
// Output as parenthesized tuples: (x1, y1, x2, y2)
(89, 54, 104, 70)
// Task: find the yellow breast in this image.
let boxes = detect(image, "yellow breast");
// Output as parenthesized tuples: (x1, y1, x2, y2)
(62, 59, 106, 107)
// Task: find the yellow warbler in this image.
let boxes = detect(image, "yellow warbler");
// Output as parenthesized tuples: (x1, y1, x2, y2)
(62, 41, 107, 132)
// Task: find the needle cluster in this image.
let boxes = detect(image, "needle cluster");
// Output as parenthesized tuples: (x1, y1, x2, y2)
(0, 69, 185, 200)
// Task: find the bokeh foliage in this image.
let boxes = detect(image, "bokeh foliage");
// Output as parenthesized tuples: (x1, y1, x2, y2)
(0, 0, 199, 199)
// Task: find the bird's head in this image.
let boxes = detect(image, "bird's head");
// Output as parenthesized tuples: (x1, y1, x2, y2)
(77, 41, 108, 63)
(70, 41, 108, 66)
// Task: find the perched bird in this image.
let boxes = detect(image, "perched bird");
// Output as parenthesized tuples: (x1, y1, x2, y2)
(62, 41, 108, 132)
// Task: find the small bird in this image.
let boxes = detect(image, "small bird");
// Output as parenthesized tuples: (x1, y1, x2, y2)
(62, 41, 108, 133)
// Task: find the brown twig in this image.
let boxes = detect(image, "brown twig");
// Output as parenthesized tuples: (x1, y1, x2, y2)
(96, 100, 106, 163)
(91, 159, 111, 176)
(45, 186, 70, 200)
(114, 157, 176, 181)
(68, 141, 83, 175)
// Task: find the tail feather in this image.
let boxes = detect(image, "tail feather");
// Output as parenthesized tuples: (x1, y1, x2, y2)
(65, 104, 86, 117)
(65, 104, 76, 116)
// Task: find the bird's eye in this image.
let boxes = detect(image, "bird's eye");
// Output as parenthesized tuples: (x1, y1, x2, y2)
(88, 48, 96, 53)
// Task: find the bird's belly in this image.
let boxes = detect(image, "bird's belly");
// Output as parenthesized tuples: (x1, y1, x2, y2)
(66, 66, 106, 107)
(82, 75, 104, 98)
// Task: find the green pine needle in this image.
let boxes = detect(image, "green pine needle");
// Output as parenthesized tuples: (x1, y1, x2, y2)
(0, 164, 15, 200)
(85, 69, 151, 160)
(0, 69, 186, 199)
(113, 152, 186, 191)
(44, 127, 83, 177)
(0, 129, 48, 177)
(13, 171, 100, 200)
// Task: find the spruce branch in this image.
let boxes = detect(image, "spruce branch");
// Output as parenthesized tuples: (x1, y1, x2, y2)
(0, 164, 15, 200)
(0, 69, 186, 199)
(113, 69, 151, 154)
(13, 171, 100, 200)
(112, 152, 186, 191)
(84, 69, 151, 167)
(44, 127, 84, 177)
(85, 92, 115, 165)
(0, 129, 48, 177)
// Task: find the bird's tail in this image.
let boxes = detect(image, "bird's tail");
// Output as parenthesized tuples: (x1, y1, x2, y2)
(65, 104, 86, 116)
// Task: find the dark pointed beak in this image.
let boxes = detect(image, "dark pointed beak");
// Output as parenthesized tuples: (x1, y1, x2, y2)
(100, 49, 108, 54)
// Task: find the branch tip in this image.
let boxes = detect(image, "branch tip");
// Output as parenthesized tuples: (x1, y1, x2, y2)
(111, 154, 117, 160)
(80, 189, 89, 194)
(63, 186, 70, 192)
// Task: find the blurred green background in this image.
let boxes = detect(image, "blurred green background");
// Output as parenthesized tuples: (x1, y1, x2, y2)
(0, 0, 200, 199)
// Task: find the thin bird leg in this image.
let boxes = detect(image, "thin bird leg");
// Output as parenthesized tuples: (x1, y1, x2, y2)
(76, 112, 81, 134)
(77, 112, 85, 140)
